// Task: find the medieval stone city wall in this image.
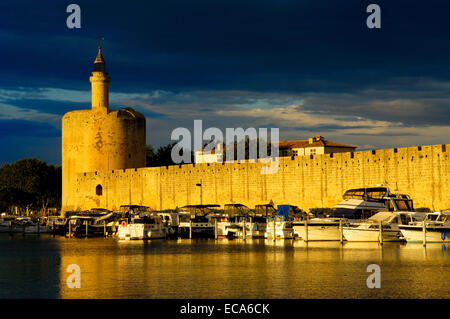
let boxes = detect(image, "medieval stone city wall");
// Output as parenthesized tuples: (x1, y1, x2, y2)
(69, 143, 450, 212)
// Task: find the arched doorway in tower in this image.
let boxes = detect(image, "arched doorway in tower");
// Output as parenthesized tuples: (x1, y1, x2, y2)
(96, 184, 103, 196)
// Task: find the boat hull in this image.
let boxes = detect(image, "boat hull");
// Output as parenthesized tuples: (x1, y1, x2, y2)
(118, 224, 166, 240)
(399, 226, 450, 243)
(293, 224, 341, 241)
(22, 224, 51, 234)
(178, 226, 215, 239)
(343, 228, 404, 242)
(264, 222, 294, 239)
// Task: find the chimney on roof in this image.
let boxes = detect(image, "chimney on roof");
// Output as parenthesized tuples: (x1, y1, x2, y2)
(309, 135, 324, 144)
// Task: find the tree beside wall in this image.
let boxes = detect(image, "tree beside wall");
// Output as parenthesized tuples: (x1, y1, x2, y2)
(0, 158, 61, 214)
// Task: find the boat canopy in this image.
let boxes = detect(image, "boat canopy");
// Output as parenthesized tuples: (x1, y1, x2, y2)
(333, 198, 386, 211)
(224, 204, 251, 216)
(118, 205, 151, 213)
(277, 205, 303, 217)
(368, 211, 395, 222)
(69, 215, 94, 220)
(181, 204, 221, 215)
(95, 212, 114, 222)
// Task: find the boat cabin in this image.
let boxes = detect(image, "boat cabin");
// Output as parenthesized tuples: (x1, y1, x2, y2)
(224, 204, 251, 217)
(254, 204, 277, 217)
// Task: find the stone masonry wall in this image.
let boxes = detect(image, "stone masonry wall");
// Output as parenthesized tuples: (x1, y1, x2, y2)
(70, 143, 450, 212)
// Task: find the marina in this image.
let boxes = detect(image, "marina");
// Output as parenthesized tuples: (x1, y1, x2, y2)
(0, 187, 450, 249)
(1, 187, 448, 246)
(0, 16, 449, 305)
(0, 234, 448, 299)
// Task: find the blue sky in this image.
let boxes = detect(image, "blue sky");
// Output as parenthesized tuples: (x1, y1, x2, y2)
(0, 0, 449, 165)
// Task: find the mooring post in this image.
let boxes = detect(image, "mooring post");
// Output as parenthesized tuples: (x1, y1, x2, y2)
(189, 219, 192, 239)
(379, 220, 383, 245)
(214, 218, 218, 240)
(104, 220, 106, 237)
(68, 221, 71, 238)
(304, 216, 309, 243)
(339, 218, 343, 244)
(423, 220, 427, 246)
(85, 221, 88, 238)
(273, 217, 276, 242)
(243, 218, 246, 241)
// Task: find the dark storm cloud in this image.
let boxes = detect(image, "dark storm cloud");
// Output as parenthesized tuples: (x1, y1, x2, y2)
(0, 0, 449, 164)
(0, 119, 60, 138)
(0, 0, 449, 92)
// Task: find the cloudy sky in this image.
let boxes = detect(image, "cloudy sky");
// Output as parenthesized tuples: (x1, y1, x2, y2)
(0, 0, 449, 165)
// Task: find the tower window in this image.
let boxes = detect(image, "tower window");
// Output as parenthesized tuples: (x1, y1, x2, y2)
(96, 184, 103, 196)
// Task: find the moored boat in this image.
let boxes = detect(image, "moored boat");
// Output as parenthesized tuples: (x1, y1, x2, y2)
(47, 216, 68, 235)
(177, 205, 219, 238)
(293, 186, 417, 241)
(399, 211, 450, 243)
(117, 213, 167, 240)
(343, 211, 406, 242)
(216, 204, 266, 239)
(23, 218, 51, 234)
(264, 205, 295, 239)
(157, 211, 180, 238)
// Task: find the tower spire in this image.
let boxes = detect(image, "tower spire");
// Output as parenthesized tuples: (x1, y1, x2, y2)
(93, 45, 106, 72)
(90, 45, 110, 112)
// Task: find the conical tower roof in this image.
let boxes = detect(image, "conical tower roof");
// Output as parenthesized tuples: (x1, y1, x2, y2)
(93, 46, 106, 72)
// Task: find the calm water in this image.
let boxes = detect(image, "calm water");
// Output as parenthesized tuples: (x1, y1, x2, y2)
(0, 234, 448, 299)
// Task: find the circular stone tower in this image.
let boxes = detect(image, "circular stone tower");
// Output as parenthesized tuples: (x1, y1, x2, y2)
(62, 47, 146, 212)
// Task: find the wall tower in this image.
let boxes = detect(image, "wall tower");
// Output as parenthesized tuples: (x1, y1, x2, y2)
(62, 47, 146, 213)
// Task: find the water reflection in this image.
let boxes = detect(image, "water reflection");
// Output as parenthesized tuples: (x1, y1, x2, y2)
(0, 234, 61, 298)
(0, 234, 448, 299)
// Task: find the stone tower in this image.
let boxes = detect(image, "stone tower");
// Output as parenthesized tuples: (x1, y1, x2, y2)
(62, 47, 146, 213)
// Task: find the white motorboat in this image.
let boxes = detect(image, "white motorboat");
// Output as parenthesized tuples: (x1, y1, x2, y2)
(177, 205, 219, 238)
(218, 215, 267, 239)
(157, 211, 179, 237)
(0, 220, 12, 233)
(343, 211, 406, 242)
(216, 204, 266, 239)
(293, 186, 416, 241)
(117, 214, 167, 240)
(24, 222, 51, 234)
(263, 205, 296, 239)
(399, 211, 450, 243)
(0, 216, 16, 233)
(264, 217, 294, 239)
(293, 217, 345, 241)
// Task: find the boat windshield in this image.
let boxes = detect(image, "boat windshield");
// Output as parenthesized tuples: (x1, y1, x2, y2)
(181, 205, 221, 216)
(394, 199, 414, 211)
(342, 187, 388, 202)
(426, 214, 439, 221)
(398, 213, 414, 225)
(254, 205, 277, 217)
